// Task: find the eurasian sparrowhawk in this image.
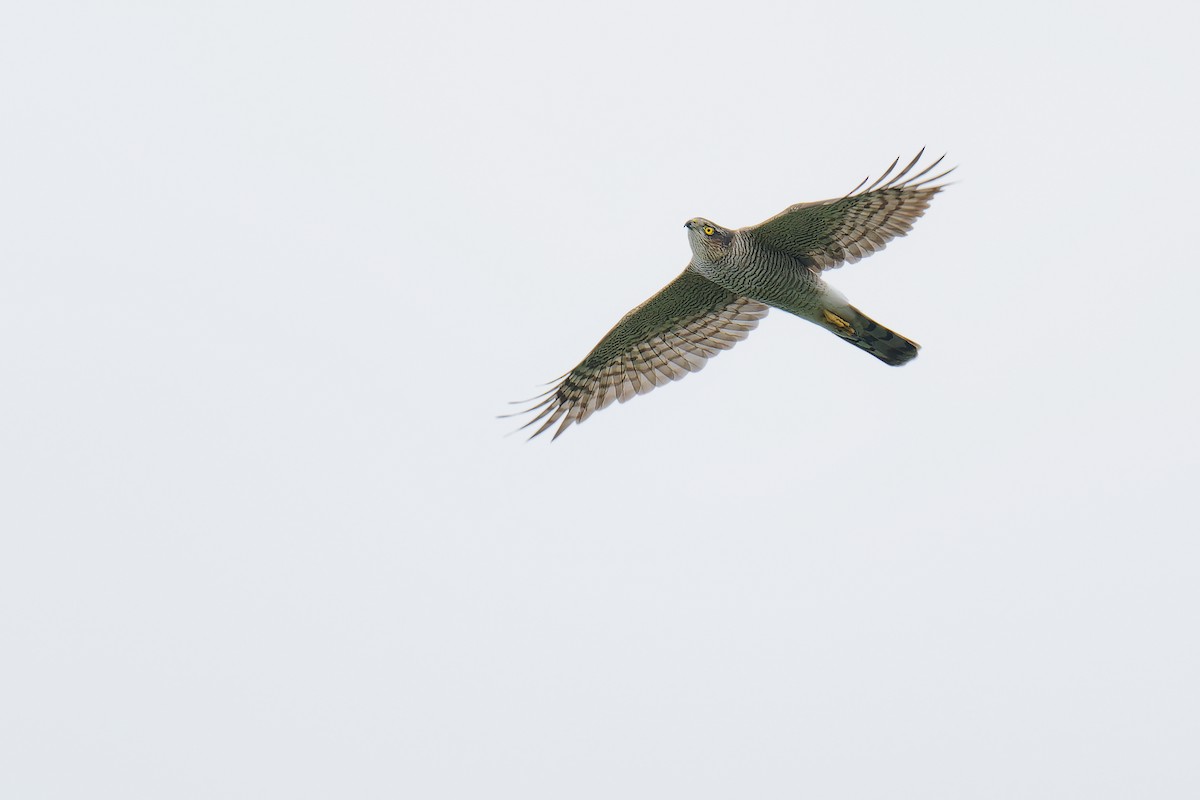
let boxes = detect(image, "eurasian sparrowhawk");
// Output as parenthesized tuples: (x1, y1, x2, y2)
(510, 151, 953, 440)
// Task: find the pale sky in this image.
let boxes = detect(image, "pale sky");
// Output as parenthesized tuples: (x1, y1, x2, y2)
(2, 2, 1198, 798)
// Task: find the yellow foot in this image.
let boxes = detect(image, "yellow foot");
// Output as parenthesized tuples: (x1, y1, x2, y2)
(822, 309, 856, 335)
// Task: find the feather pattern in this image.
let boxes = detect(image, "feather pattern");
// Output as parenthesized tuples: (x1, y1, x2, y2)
(507, 269, 768, 440)
(748, 150, 953, 271)
(508, 152, 952, 440)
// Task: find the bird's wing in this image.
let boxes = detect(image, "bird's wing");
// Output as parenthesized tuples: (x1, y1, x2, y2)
(749, 150, 953, 271)
(508, 268, 768, 440)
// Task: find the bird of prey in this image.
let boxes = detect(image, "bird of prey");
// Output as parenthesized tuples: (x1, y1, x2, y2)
(510, 151, 953, 440)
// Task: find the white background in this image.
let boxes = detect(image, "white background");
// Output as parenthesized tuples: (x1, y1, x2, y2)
(3, 1, 1198, 798)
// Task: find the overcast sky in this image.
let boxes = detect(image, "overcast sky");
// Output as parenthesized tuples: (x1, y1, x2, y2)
(2, 2, 1198, 798)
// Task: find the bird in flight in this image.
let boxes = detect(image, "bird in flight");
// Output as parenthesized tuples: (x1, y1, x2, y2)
(509, 151, 953, 440)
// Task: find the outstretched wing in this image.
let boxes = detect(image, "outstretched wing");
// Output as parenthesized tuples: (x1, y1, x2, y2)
(749, 150, 953, 271)
(509, 269, 768, 440)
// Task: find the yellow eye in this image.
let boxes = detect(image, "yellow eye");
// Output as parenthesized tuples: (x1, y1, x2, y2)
(703, 225, 715, 236)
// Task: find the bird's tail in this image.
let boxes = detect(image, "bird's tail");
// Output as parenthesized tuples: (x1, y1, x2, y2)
(821, 306, 920, 366)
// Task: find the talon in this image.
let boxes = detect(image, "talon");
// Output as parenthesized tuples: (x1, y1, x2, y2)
(822, 309, 856, 335)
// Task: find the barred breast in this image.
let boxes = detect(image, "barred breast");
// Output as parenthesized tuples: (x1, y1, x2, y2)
(694, 233, 829, 320)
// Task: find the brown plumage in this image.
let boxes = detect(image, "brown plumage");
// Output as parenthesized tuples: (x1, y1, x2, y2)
(509, 151, 953, 440)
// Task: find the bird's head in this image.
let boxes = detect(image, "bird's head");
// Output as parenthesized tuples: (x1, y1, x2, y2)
(684, 218, 733, 263)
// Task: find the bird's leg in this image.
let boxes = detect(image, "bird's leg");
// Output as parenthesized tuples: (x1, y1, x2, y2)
(821, 309, 857, 335)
